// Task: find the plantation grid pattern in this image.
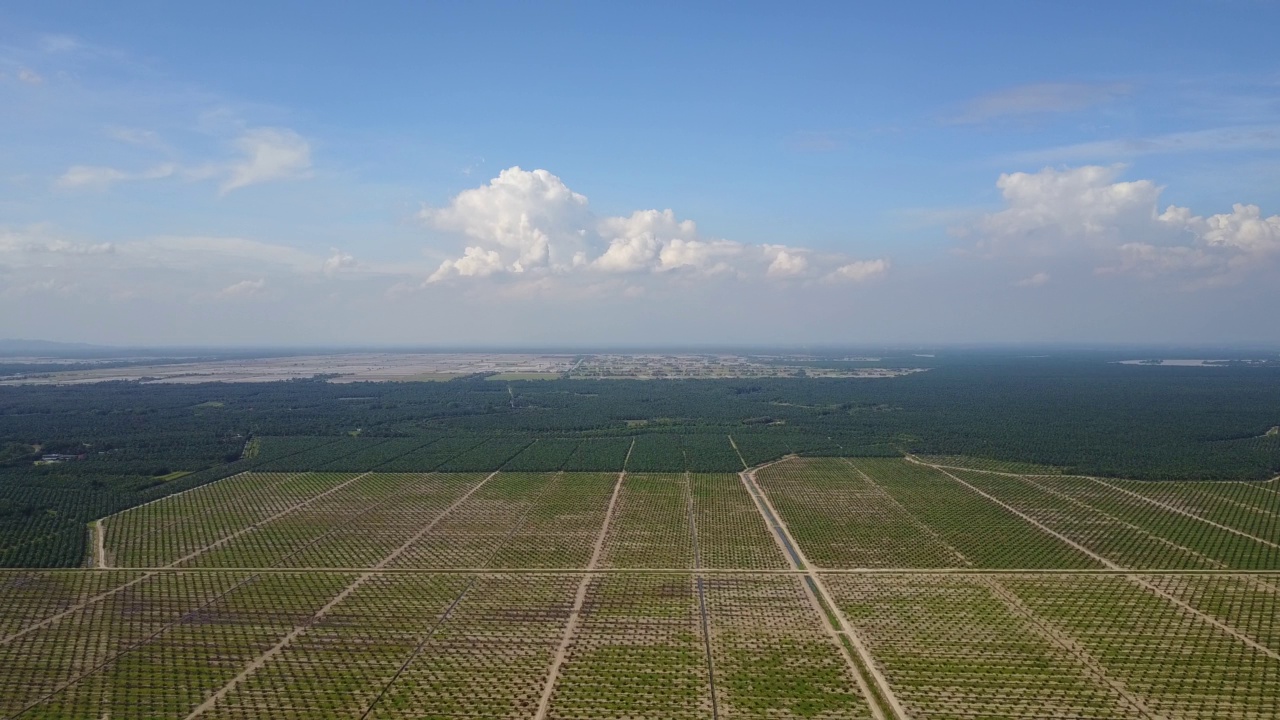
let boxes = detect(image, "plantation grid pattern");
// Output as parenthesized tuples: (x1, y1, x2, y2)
(1, 454, 1278, 719)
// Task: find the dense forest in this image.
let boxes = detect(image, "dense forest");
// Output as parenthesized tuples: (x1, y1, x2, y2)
(2, 356, 1278, 566)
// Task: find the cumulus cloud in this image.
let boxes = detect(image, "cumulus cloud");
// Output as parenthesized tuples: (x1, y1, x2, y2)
(951, 82, 1130, 124)
(424, 167, 887, 285)
(17, 67, 43, 85)
(966, 165, 1280, 287)
(765, 246, 810, 277)
(422, 167, 589, 277)
(220, 128, 312, 194)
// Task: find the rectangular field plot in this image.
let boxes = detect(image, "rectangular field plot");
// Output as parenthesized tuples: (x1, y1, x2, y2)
(103, 472, 361, 567)
(599, 473, 786, 570)
(704, 574, 874, 719)
(544, 573, 713, 719)
(754, 458, 966, 568)
(385, 472, 615, 569)
(1001, 574, 1280, 718)
(1001, 474, 1280, 569)
(824, 573, 1280, 720)
(824, 573, 1145, 719)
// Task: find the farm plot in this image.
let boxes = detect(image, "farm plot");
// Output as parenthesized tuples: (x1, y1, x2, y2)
(18, 572, 356, 719)
(543, 573, 713, 720)
(1102, 476, 1280, 542)
(103, 472, 359, 567)
(823, 573, 1143, 719)
(185, 473, 473, 569)
(0, 570, 146, 640)
(849, 458, 1100, 568)
(704, 574, 874, 719)
(753, 458, 965, 568)
(1002, 574, 1280, 718)
(946, 468, 1227, 570)
(1001, 474, 1279, 569)
(691, 474, 790, 570)
(600, 474, 696, 569)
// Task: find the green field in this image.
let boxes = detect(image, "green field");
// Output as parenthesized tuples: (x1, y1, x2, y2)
(1, 452, 1277, 718)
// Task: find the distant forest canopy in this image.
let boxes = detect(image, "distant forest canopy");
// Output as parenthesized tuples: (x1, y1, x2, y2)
(1, 355, 1279, 566)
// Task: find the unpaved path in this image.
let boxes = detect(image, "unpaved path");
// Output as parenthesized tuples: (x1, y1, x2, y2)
(183, 470, 501, 719)
(741, 461, 902, 720)
(684, 473, 720, 720)
(92, 520, 107, 569)
(532, 441, 633, 720)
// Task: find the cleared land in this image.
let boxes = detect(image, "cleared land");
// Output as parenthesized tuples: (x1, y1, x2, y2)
(2, 455, 1278, 719)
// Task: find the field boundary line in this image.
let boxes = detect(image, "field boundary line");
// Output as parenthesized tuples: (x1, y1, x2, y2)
(532, 445, 631, 720)
(1088, 476, 1280, 550)
(166, 471, 375, 568)
(742, 461, 903, 720)
(909, 457, 1118, 569)
(727, 434, 748, 470)
(977, 577, 1164, 719)
(11, 566, 1280, 575)
(842, 458, 972, 567)
(183, 470, 501, 720)
(684, 472, 720, 720)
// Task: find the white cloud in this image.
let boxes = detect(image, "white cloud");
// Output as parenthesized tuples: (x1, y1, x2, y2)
(219, 278, 266, 298)
(967, 165, 1163, 256)
(425, 167, 885, 285)
(594, 209, 699, 273)
(968, 165, 1280, 287)
(764, 246, 810, 277)
(220, 128, 312, 194)
(323, 249, 357, 275)
(55, 163, 177, 190)
(17, 68, 43, 85)
(829, 259, 889, 283)
(1012, 125, 1280, 163)
(421, 167, 589, 276)
(1015, 271, 1050, 287)
(428, 246, 505, 282)
(54, 127, 311, 194)
(951, 82, 1129, 124)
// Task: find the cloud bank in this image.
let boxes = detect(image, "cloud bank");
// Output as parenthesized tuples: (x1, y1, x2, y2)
(423, 167, 887, 285)
(962, 164, 1280, 288)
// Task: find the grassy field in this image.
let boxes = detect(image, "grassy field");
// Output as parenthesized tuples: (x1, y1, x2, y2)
(1, 455, 1277, 718)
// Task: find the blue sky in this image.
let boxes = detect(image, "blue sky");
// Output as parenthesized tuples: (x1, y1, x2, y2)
(2, 2, 1279, 346)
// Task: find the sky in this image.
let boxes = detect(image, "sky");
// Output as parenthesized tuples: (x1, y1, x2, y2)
(2, 1, 1279, 347)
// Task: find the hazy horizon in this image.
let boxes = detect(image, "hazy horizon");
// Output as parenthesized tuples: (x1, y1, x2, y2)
(4, 2, 1279, 346)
